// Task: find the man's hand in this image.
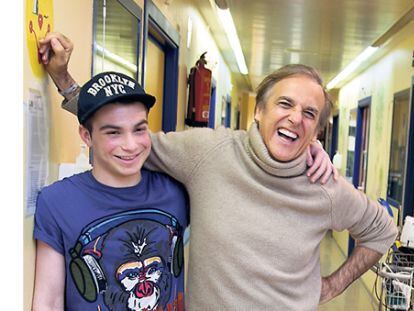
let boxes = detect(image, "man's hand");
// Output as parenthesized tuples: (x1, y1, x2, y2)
(38, 32, 77, 95)
(319, 246, 382, 304)
(306, 141, 338, 184)
(319, 275, 338, 304)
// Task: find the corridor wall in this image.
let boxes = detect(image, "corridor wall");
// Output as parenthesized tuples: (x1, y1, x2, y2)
(24, 1, 93, 309)
(333, 19, 414, 292)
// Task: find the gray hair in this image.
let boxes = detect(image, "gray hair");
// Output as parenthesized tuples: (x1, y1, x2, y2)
(255, 64, 333, 129)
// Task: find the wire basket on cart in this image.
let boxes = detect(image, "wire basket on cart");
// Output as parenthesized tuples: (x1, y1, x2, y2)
(376, 250, 414, 310)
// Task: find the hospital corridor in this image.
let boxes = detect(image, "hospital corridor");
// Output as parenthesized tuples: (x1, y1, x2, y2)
(22, 0, 414, 310)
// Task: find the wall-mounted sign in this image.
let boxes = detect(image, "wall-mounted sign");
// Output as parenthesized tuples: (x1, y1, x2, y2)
(25, 89, 49, 216)
(25, 0, 54, 79)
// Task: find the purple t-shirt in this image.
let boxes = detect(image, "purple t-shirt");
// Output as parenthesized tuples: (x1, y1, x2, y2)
(34, 169, 189, 311)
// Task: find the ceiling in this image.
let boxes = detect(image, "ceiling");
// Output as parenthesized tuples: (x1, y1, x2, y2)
(196, 0, 414, 91)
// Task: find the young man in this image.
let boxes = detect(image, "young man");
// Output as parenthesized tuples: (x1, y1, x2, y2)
(32, 72, 189, 311)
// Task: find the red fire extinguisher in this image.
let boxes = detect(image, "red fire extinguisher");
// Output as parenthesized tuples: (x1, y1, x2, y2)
(186, 52, 212, 127)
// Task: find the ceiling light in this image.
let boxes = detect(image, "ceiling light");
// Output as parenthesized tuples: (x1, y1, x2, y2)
(216, 8, 248, 75)
(187, 17, 193, 49)
(326, 46, 378, 90)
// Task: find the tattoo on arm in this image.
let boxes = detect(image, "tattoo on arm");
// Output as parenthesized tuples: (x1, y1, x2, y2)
(51, 72, 80, 101)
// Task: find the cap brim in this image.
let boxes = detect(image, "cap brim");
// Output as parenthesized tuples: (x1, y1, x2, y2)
(79, 93, 156, 124)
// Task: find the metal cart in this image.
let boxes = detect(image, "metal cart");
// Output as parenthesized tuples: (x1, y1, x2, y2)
(374, 199, 414, 310)
(375, 250, 414, 310)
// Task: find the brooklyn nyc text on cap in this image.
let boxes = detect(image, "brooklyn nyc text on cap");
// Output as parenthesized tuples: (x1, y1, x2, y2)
(77, 71, 156, 123)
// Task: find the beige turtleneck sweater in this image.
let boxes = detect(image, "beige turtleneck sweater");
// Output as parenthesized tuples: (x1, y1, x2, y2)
(62, 94, 397, 309)
(145, 123, 397, 310)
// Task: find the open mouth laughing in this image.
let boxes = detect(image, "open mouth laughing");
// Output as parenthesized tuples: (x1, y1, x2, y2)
(277, 128, 298, 142)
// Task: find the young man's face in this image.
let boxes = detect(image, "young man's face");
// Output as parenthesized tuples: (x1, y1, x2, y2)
(254, 74, 325, 162)
(79, 102, 151, 187)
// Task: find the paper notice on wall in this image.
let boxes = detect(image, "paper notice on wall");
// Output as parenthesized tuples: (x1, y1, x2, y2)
(25, 89, 49, 216)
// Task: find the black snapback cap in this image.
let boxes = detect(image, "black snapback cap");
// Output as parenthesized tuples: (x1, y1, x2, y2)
(77, 71, 156, 124)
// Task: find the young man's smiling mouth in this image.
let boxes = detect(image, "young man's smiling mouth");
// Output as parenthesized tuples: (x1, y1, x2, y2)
(115, 154, 139, 161)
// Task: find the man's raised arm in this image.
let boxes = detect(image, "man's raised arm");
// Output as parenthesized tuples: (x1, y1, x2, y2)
(39, 32, 80, 112)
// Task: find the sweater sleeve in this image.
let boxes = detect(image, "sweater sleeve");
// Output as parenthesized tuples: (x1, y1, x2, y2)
(145, 127, 232, 184)
(62, 93, 231, 184)
(327, 177, 398, 255)
(61, 94, 79, 116)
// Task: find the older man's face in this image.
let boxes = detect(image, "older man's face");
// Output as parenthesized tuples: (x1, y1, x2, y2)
(254, 74, 325, 162)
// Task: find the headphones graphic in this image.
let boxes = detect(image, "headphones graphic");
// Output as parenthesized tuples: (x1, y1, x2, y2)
(69, 209, 184, 302)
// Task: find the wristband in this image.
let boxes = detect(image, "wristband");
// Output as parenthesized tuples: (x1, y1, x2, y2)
(58, 82, 79, 97)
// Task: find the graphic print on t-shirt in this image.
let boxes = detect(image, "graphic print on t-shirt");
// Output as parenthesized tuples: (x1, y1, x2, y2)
(69, 209, 184, 311)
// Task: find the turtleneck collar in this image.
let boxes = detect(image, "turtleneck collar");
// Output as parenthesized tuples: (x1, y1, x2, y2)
(245, 122, 308, 177)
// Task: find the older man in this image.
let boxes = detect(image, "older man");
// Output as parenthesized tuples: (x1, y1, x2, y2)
(39, 33, 396, 310)
(144, 65, 397, 310)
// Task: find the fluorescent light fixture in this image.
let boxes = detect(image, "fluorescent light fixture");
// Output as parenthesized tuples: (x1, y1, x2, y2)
(95, 44, 138, 73)
(326, 46, 378, 90)
(216, 8, 248, 75)
(187, 17, 193, 49)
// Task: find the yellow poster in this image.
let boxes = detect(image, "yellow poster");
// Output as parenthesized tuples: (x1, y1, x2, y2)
(25, 0, 54, 79)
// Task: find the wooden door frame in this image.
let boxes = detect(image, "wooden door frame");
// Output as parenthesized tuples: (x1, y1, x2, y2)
(142, 0, 179, 132)
(404, 77, 414, 218)
(352, 96, 371, 190)
(388, 81, 414, 219)
(348, 96, 371, 256)
(329, 115, 339, 160)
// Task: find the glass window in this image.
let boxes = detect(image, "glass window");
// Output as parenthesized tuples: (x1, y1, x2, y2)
(357, 105, 370, 191)
(387, 91, 410, 205)
(346, 109, 357, 182)
(93, 0, 140, 79)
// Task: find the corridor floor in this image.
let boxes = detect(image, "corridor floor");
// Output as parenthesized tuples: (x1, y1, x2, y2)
(318, 233, 379, 311)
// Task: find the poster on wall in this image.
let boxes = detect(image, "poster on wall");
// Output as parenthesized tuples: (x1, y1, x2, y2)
(24, 0, 54, 215)
(25, 89, 49, 216)
(25, 0, 54, 79)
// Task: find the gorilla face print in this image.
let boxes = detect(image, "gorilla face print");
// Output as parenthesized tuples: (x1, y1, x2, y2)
(69, 209, 184, 311)
(100, 220, 175, 311)
(116, 256, 164, 310)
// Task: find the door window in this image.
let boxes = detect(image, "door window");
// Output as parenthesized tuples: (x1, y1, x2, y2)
(93, 0, 141, 79)
(387, 90, 410, 206)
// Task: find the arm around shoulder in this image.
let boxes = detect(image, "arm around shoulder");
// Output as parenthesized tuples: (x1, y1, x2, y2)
(32, 241, 65, 311)
(146, 127, 232, 183)
(61, 92, 79, 116)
